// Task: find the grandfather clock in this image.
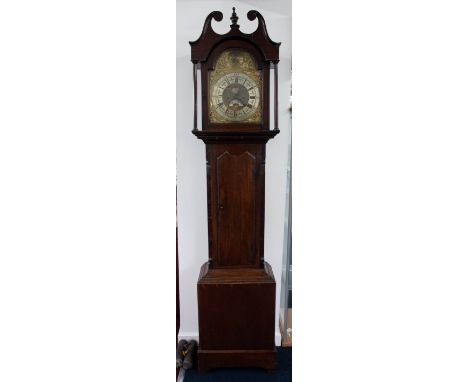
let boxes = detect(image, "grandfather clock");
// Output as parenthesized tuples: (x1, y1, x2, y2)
(190, 8, 280, 372)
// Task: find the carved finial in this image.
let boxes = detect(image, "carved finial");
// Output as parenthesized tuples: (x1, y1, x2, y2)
(230, 7, 239, 28)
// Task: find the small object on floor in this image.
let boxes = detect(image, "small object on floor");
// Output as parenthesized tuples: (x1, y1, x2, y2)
(176, 368, 186, 382)
(176, 339, 188, 368)
(182, 340, 198, 370)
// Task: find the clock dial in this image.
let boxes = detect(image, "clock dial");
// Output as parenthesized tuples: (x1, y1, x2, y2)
(211, 72, 260, 122)
(209, 49, 262, 123)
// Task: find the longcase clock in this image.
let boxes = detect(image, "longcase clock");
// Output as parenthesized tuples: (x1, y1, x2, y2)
(190, 8, 280, 372)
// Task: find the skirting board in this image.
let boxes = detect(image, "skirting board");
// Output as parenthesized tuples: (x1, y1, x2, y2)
(178, 331, 282, 347)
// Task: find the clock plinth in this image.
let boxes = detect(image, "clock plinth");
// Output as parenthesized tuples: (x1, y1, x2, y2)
(190, 8, 280, 372)
(197, 261, 277, 372)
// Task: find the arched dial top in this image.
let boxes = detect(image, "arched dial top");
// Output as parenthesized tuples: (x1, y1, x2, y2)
(209, 49, 261, 123)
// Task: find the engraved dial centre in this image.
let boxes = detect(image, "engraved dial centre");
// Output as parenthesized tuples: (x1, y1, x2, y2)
(223, 83, 249, 110)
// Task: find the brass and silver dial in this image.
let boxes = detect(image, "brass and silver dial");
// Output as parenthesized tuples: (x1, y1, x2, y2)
(211, 72, 260, 122)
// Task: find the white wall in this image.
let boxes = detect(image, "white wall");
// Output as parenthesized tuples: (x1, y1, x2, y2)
(176, 0, 291, 346)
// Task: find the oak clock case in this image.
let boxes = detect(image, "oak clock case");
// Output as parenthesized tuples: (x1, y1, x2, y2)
(190, 8, 280, 372)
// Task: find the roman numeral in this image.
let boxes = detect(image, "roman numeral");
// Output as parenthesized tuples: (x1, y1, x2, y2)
(250, 96, 256, 99)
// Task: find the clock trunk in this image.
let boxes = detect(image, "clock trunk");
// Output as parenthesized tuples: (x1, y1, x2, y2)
(207, 143, 265, 268)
